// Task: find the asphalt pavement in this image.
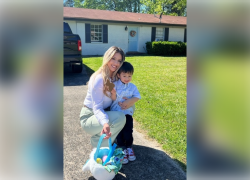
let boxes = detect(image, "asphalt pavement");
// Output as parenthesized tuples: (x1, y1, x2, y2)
(64, 64, 186, 180)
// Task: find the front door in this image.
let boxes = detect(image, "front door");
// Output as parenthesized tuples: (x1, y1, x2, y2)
(128, 27, 138, 52)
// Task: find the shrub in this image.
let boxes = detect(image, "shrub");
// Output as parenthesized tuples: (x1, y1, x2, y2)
(145, 42, 153, 54)
(145, 41, 186, 56)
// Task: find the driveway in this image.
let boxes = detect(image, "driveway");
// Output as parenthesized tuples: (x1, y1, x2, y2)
(64, 65, 186, 180)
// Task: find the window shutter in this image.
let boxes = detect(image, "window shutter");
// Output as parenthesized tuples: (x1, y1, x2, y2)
(85, 24, 91, 43)
(151, 27, 156, 42)
(103, 25, 108, 43)
(164, 28, 169, 41)
(184, 28, 187, 42)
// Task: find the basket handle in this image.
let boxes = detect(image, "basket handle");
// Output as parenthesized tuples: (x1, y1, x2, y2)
(103, 143, 117, 165)
(94, 134, 112, 161)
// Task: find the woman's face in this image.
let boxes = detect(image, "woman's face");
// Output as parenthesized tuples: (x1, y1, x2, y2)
(107, 52, 122, 73)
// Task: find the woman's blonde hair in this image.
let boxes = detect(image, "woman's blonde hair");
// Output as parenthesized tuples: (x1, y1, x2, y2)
(90, 46, 125, 96)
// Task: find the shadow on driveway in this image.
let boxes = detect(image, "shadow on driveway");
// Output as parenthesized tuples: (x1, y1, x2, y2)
(87, 145, 186, 180)
(64, 64, 90, 86)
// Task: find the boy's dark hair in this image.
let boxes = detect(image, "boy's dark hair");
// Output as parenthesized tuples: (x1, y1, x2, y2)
(117, 62, 134, 75)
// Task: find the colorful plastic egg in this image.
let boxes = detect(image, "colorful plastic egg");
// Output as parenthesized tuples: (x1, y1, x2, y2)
(102, 155, 108, 163)
(96, 158, 102, 164)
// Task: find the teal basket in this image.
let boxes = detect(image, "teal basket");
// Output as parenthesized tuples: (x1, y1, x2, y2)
(94, 134, 117, 166)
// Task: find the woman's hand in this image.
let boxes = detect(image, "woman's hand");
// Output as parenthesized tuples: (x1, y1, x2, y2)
(118, 97, 139, 110)
(101, 123, 112, 139)
(110, 88, 116, 101)
(111, 88, 116, 94)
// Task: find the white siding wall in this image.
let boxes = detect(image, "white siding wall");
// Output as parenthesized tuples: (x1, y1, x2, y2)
(108, 25, 128, 54)
(138, 26, 151, 53)
(169, 27, 185, 42)
(64, 20, 186, 55)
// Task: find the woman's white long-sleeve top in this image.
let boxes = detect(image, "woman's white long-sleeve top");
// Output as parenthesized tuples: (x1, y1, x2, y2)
(83, 73, 112, 126)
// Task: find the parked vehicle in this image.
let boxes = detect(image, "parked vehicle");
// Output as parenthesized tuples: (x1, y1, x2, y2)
(64, 22, 82, 73)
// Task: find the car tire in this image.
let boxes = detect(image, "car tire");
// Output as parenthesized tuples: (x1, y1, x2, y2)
(72, 63, 82, 73)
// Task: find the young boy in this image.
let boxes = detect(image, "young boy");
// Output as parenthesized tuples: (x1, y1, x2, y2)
(110, 62, 141, 164)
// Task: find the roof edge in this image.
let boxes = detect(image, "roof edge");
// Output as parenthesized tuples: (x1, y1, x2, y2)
(63, 17, 186, 27)
(64, 7, 187, 18)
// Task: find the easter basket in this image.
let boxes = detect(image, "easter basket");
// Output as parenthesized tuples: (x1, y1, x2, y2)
(82, 134, 125, 180)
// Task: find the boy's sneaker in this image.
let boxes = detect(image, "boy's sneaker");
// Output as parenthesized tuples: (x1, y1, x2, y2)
(127, 147, 136, 161)
(122, 149, 129, 164)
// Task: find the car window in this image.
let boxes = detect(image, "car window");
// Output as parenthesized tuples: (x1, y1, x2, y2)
(64, 22, 72, 34)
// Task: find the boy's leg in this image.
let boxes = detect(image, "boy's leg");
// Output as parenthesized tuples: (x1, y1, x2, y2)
(116, 130, 126, 149)
(116, 115, 130, 164)
(116, 116, 126, 149)
(123, 115, 136, 161)
(123, 115, 134, 147)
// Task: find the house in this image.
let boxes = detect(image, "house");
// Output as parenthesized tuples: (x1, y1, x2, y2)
(64, 7, 187, 56)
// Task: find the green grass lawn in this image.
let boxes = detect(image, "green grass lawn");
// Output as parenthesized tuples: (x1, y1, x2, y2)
(82, 56, 186, 170)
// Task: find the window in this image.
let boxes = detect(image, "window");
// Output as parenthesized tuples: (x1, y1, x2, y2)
(155, 28, 164, 41)
(151, 27, 169, 42)
(85, 24, 108, 43)
(91, 24, 102, 42)
(64, 22, 72, 34)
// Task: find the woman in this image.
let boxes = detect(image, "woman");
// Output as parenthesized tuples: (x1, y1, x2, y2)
(80, 46, 137, 147)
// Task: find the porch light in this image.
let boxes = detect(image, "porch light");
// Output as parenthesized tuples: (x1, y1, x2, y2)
(125, 26, 128, 31)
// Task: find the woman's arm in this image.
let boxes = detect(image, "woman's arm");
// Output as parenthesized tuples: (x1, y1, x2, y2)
(91, 75, 110, 126)
(91, 75, 113, 139)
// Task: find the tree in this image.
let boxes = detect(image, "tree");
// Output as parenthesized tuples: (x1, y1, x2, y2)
(123, 0, 141, 12)
(73, 0, 85, 8)
(170, 0, 187, 16)
(141, 0, 186, 16)
(74, 0, 141, 13)
(64, 0, 75, 7)
(67, 0, 186, 16)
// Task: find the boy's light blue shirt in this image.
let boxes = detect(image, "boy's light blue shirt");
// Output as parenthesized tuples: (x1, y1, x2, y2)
(110, 79, 141, 116)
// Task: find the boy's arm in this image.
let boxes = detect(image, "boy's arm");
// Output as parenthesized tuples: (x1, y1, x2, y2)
(110, 88, 116, 101)
(119, 85, 141, 110)
(118, 97, 139, 110)
(132, 85, 141, 100)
